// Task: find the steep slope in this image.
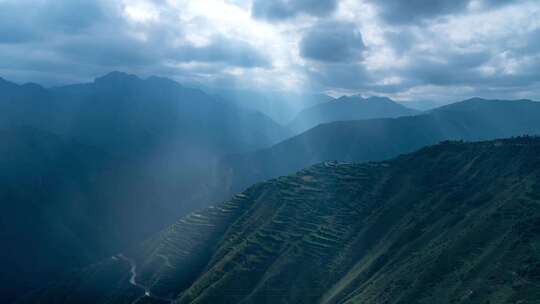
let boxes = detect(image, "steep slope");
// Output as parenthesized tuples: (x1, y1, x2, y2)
(49, 72, 288, 153)
(23, 137, 540, 303)
(0, 127, 116, 303)
(217, 98, 540, 200)
(1, 72, 289, 155)
(0, 73, 290, 302)
(288, 95, 419, 134)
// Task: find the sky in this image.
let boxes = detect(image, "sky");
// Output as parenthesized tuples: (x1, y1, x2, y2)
(0, 0, 539, 103)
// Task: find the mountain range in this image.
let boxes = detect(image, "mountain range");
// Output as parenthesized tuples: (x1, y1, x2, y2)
(202, 87, 334, 125)
(2, 72, 540, 303)
(288, 95, 419, 134)
(0, 72, 292, 302)
(21, 137, 540, 304)
(216, 98, 540, 201)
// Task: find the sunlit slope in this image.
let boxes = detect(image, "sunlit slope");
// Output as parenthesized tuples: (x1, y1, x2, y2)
(218, 98, 540, 199)
(25, 137, 540, 303)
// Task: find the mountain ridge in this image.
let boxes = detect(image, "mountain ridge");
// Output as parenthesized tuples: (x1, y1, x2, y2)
(21, 137, 540, 304)
(288, 94, 419, 133)
(215, 98, 540, 202)
(0, 72, 290, 302)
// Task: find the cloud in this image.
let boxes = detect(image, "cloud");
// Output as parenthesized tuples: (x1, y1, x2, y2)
(372, 0, 470, 25)
(0, 0, 538, 103)
(481, 0, 527, 8)
(0, 0, 270, 85)
(369, 0, 530, 25)
(174, 36, 270, 68)
(306, 63, 372, 90)
(251, 0, 338, 21)
(58, 34, 156, 67)
(39, 0, 108, 32)
(0, 0, 111, 43)
(0, 2, 44, 43)
(400, 51, 493, 86)
(385, 30, 417, 55)
(300, 21, 365, 63)
(511, 28, 540, 56)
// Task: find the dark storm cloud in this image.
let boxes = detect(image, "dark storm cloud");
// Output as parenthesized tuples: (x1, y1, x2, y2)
(38, 0, 108, 32)
(0, 0, 538, 102)
(482, 0, 527, 8)
(0, 0, 109, 43)
(174, 37, 270, 68)
(391, 47, 540, 99)
(372, 0, 470, 25)
(400, 51, 493, 86)
(371, 0, 528, 25)
(251, 0, 338, 21)
(305, 62, 374, 91)
(385, 30, 417, 55)
(0, 0, 269, 85)
(511, 28, 540, 56)
(59, 34, 157, 67)
(300, 22, 364, 63)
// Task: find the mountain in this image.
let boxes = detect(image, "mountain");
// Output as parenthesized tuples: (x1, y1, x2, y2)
(216, 98, 540, 200)
(397, 99, 451, 111)
(22, 137, 540, 303)
(52, 72, 289, 153)
(0, 127, 120, 303)
(0, 72, 291, 302)
(288, 95, 419, 134)
(204, 88, 334, 124)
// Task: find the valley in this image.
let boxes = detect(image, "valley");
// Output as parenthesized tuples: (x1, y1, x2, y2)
(2, 0, 539, 302)
(21, 138, 540, 304)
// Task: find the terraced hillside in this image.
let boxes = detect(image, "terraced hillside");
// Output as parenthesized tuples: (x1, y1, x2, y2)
(24, 138, 540, 303)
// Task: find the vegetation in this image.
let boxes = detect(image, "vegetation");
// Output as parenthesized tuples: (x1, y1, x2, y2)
(24, 137, 540, 303)
(217, 98, 540, 201)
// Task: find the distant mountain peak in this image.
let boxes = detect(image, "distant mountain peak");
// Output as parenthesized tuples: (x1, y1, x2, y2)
(0, 76, 17, 87)
(146, 75, 183, 88)
(288, 94, 418, 133)
(21, 82, 46, 91)
(432, 97, 538, 114)
(94, 71, 141, 85)
(336, 94, 363, 102)
(365, 96, 395, 103)
(335, 95, 397, 104)
(462, 97, 488, 103)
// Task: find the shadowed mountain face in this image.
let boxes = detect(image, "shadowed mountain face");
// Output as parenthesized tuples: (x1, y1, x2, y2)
(3, 74, 540, 303)
(1, 72, 289, 154)
(216, 98, 540, 201)
(0, 127, 118, 301)
(288, 95, 420, 134)
(203, 88, 334, 125)
(22, 138, 540, 304)
(0, 73, 291, 302)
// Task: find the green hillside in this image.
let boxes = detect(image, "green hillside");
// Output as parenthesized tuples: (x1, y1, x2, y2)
(23, 137, 540, 303)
